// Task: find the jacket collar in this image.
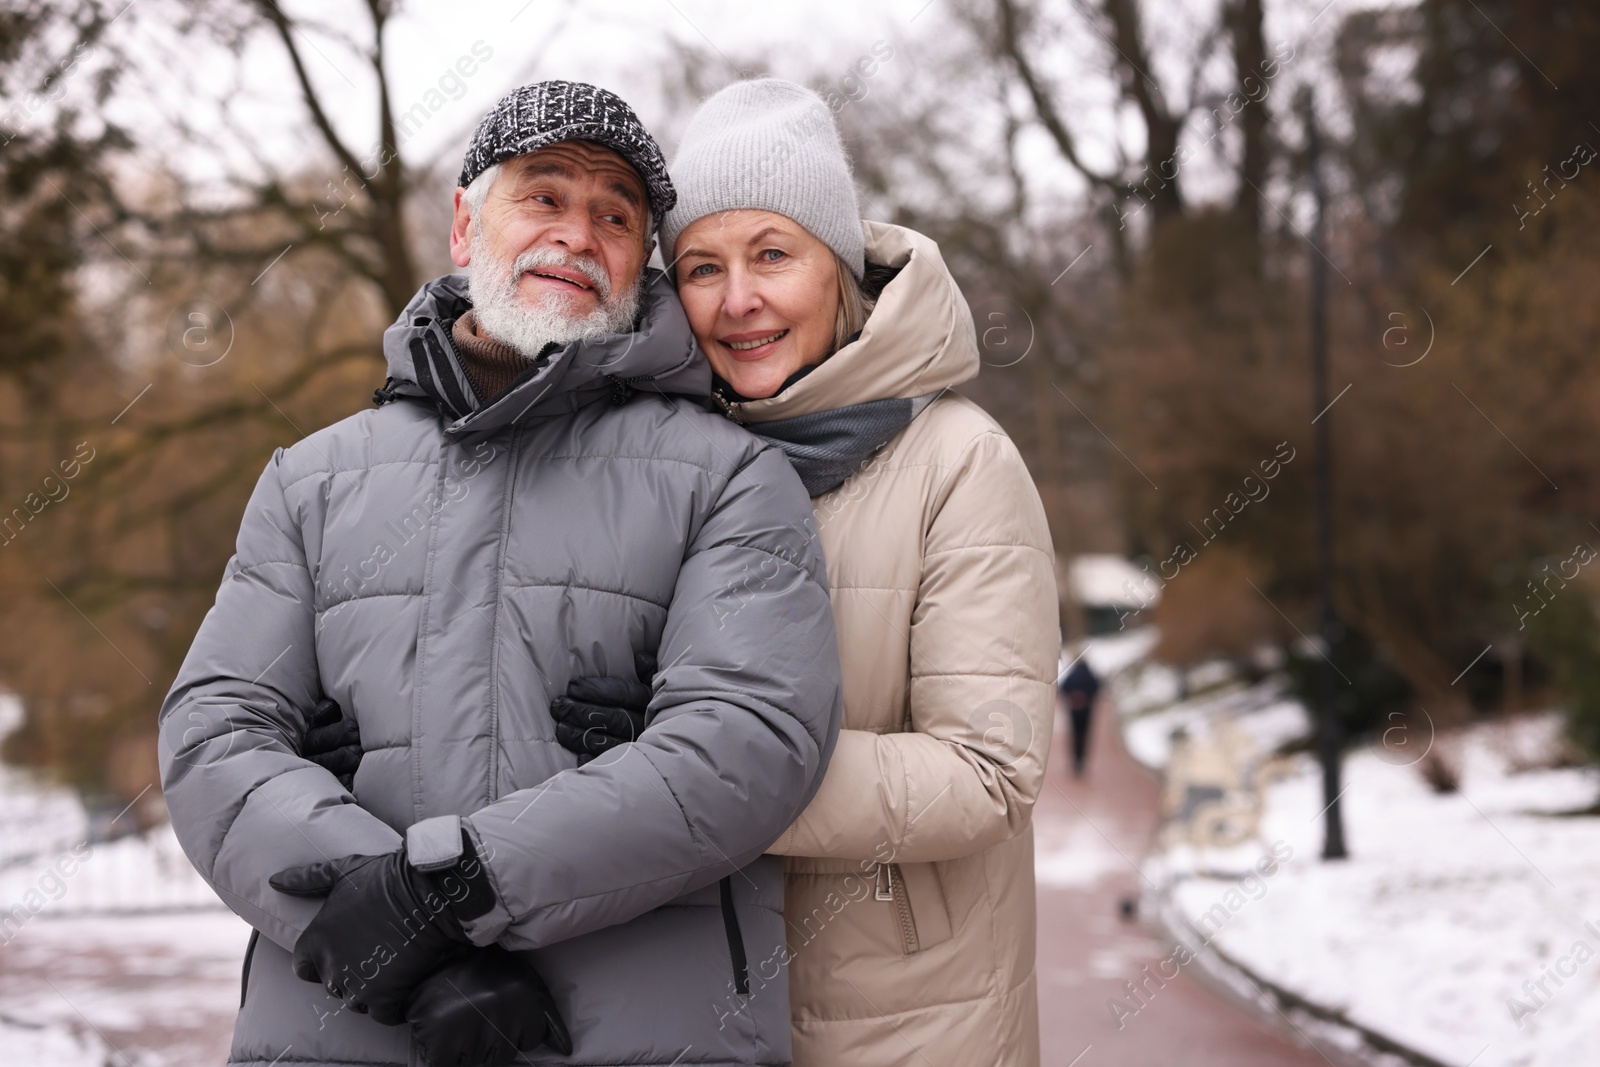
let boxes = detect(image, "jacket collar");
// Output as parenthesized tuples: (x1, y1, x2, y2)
(721, 222, 979, 426)
(381, 268, 710, 440)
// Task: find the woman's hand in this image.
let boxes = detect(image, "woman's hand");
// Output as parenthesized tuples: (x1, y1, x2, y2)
(549, 652, 656, 763)
(301, 697, 361, 790)
(407, 945, 573, 1066)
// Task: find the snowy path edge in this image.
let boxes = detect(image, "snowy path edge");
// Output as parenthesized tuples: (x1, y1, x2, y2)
(1142, 844, 1461, 1067)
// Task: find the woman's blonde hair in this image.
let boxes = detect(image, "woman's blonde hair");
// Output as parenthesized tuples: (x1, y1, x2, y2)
(832, 255, 875, 355)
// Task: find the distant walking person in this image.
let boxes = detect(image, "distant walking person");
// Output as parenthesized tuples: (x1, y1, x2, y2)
(1061, 658, 1101, 777)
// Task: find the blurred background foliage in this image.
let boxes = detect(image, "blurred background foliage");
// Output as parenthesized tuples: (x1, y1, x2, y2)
(3, 0, 1600, 799)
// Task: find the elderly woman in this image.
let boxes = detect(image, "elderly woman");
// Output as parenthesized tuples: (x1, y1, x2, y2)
(638, 79, 1056, 1066)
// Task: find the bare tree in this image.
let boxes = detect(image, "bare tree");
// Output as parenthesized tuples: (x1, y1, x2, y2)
(0, 0, 517, 793)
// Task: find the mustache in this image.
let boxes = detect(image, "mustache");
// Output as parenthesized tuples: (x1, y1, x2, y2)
(505, 247, 613, 301)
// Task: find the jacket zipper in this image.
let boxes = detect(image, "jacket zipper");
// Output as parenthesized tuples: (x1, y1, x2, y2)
(710, 390, 746, 425)
(719, 876, 750, 995)
(876, 862, 920, 955)
(485, 427, 521, 803)
(240, 928, 259, 1007)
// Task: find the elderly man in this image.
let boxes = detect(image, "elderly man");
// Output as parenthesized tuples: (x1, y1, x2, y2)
(159, 81, 841, 1067)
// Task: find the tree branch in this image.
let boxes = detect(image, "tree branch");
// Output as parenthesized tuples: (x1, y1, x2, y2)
(252, 0, 369, 188)
(992, 0, 1120, 191)
(1098, 0, 1185, 220)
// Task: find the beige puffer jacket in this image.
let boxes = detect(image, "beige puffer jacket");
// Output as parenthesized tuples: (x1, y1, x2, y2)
(727, 222, 1058, 1067)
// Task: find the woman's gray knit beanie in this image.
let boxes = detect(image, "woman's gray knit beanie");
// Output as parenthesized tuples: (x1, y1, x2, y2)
(662, 78, 865, 279)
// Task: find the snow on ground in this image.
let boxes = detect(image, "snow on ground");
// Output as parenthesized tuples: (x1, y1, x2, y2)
(0, 730, 223, 914)
(1067, 625, 1160, 682)
(1184, 721, 1600, 1067)
(1123, 674, 1311, 770)
(0, 910, 251, 1066)
(1108, 647, 1185, 716)
(0, 710, 89, 871)
(0, 699, 243, 1066)
(1114, 652, 1600, 1067)
(0, 1014, 116, 1067)
(0, 819, 223, 917)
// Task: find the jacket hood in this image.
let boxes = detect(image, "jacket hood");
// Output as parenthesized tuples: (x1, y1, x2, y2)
(381, 268, 710, 439)
(727, 221, 979, 425)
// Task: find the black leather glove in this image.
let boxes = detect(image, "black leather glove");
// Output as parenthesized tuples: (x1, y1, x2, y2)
(269, 842, 490, 1025)
(408, 945, 573, 1066)
(302, 697, 362, 790)
(550, 651, 656, 763)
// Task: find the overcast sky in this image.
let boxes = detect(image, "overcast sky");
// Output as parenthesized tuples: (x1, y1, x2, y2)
(42, 0, 1382, 239)
(97, 1, 923, 188)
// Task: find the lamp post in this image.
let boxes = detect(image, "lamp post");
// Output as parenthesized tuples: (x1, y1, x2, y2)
(1306, 91, 1348, 861)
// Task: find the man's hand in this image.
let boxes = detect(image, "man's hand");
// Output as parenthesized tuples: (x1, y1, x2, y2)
(269, 850, 474, 1025)
(550, 651, 656, 763)
(408, 945, 573, 1066)
(302, 697, 362, 790)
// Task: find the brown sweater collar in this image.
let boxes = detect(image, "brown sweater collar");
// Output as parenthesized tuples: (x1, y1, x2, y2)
(451, 309, 531, 405)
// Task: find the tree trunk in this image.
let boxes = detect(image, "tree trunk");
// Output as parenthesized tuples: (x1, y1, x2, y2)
(1226, 0, 1268, 265)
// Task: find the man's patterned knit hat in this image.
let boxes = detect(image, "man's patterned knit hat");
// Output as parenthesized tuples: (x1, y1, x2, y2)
(458, 80, 676, 224)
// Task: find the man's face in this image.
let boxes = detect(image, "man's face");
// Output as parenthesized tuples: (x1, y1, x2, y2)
(450, 141, 652, 355)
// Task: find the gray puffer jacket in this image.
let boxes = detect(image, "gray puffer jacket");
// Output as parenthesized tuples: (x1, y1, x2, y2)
(158, 270, 842, 1067)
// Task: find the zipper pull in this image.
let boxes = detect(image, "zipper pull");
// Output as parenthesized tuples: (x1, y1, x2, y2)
(875, 862, 894, 902)
(711, 390, 746, 425)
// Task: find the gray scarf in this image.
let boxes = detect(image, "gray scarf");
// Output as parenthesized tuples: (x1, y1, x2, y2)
(746, 393, 938, 497)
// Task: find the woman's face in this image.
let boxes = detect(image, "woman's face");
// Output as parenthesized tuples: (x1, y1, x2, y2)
(673, 210, 840, 400)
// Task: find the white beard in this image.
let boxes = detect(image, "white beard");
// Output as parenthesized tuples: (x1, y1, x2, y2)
(466, 231, 643, 360)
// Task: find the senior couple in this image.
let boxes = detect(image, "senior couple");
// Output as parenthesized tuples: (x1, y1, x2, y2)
(160, 78, 1056, 1067)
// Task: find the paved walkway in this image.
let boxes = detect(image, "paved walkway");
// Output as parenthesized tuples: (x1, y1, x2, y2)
(1033, 696, 1334, 1067)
